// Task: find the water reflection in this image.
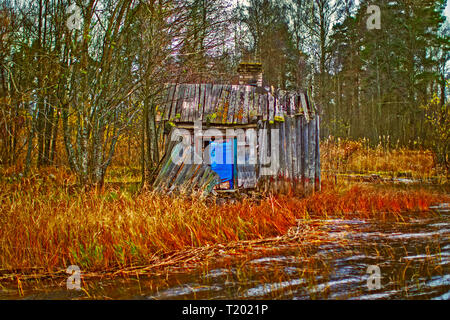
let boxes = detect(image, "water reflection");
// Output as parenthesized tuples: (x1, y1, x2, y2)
(1, 205, 449, 300)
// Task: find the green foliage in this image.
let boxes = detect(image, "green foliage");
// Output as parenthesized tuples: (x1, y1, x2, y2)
(325, 0, 449, 145)
(71, 243, 104, 269)
(421, 85, 450, 171)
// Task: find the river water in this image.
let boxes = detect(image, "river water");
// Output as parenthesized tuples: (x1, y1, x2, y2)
(1, 204, 449, 300)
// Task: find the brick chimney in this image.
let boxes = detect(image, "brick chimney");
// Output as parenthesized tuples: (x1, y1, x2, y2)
(237, 62, 263, 87)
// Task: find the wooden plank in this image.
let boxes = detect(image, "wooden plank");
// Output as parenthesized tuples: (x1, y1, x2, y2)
(261, 93, 268, 121)
(260, 122, 271, 191)
(196, 166, 209, 188)
(305, 90, 311, 115)
(315, 114, 321, 191)
(283, 120, 289, 178)
(242, 86, 250, 125)
(181, 84, 192, 122)
(237, 144, 257, 189)
(301, 115, 308, 188)
(274, 93, 285, 122)
(235, 86, 243, 124)
(171, 164, 189, 190)
(278, 121, 285, 178)
(296, 94, 303, 115)
(295, 116, 302, 181)
(153, 140, 178, 190)
(237, 136, 245, 188)
(203, 171, 220, 194)
(197, 164, 215, 188)
(169, 84, 178, 120)
(278, 91, 284, 118)
(161, 84, 171, 121)
(174, 84, 186, 122)
(289, 93, 296, 117)
(300, 92, 310, 122)
(285, 116, 293, 180)
(172, 144, 194, 188)
(306, 88, 315, 115)
(253, 91, 260, 118)
(291, 116, 298, 183)
(307, 116, 316, 192)
(197, 84, 205, 122)
(182, 84, 190, 122)
(271, 121, 279, 192)
(178, 84, 186, 122)
(211, 84, 224, 123)
(161, 160, 183, 191)
(268, 92, 275, 123)
(258, 123, 267, 180)
(191, 84, 198, 122)
(190, 165, 205, 189)
(198, 167, 217, 193)
(168, 84, 178, 121)
(179, 163, 198, 193)
(274, 94, 280, 121)
(203, 84, 213, 120)
(153, 137, 220, 195)
(236, 86, 244, 125)
(178, 164, 195, 191)
(189, 84, 197, 122)
(194, 84, 201, 122)
(223, 85, 233, 124)
(283, 92, 289, 117)
(235, 85, 245, 124)
(203, 84, 211, 119)
(181, 164, 201, 193)
(249, 87, 258, 122)
(206, 84, 219, 122)
(190, 84, 195, 122)
(227, 85, 238, 124)
(283, 92, 289, 116)
(238, 85, 246, 124)
(293, 94, 300, 115)
(167, 143, 192, 189)
(278, 91, 285, 119)
(215, 84, 231, 124)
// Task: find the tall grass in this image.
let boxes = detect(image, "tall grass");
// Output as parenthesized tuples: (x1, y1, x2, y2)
(321, 136, 445, 180)
(0, 165, 447, 274)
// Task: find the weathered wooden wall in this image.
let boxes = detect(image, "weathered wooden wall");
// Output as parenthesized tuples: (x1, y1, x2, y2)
(153, 141, 220, 196)
(153, 83, 321, 195)
(256, 114, 321, 194)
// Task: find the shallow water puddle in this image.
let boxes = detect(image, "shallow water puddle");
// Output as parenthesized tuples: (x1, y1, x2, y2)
(1, 205, 449, 300)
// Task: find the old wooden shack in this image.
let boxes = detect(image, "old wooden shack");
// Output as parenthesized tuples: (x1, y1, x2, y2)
(153, 63, 321, 195)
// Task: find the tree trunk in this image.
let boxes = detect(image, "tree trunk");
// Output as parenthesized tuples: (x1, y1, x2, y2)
(50, 109, 60, 164)
(24, 103, 36, 174)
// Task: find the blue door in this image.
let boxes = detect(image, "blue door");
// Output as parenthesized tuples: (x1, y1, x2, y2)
(210, 139, 235, 189)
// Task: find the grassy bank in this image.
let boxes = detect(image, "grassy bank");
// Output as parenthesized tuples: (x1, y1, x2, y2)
(321, 137, 447, 180)
(0, 142, 448, 278)
(0, 171, 448, 275)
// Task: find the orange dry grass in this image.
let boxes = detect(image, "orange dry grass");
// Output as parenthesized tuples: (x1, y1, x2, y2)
(348, 149, 435, 176)
(321, 137, 439, 179)
(0, 169, 447, 274)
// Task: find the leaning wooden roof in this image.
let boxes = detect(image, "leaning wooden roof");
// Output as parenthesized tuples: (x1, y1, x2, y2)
(157, 84, 316, 125)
